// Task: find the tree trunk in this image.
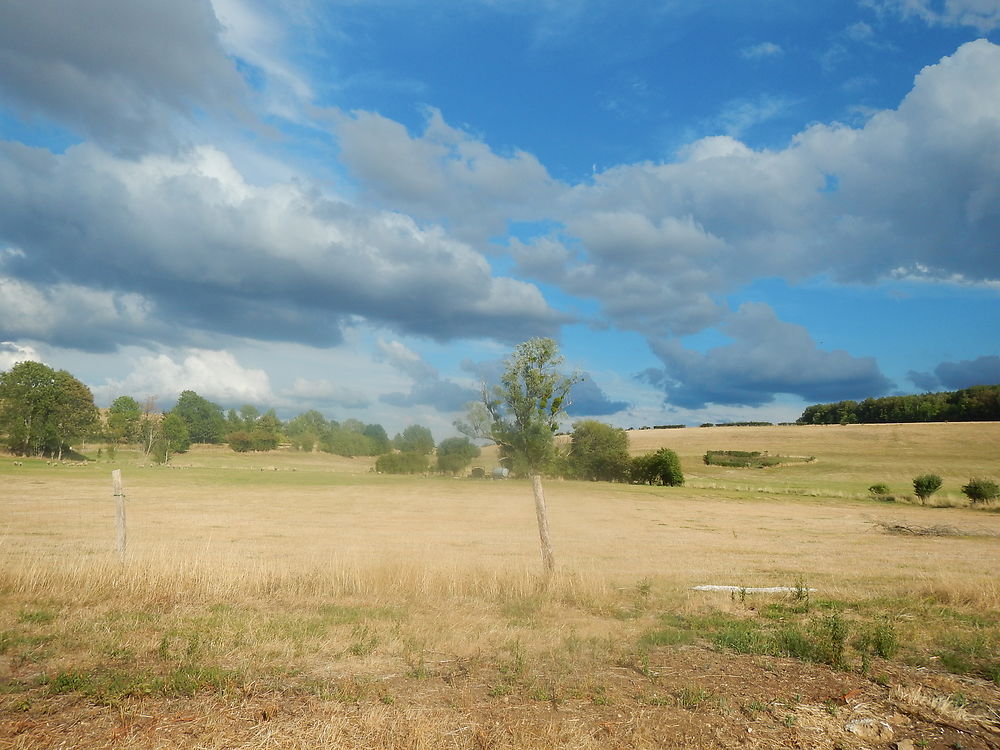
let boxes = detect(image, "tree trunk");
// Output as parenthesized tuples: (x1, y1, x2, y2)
(530, 473, 555, 577)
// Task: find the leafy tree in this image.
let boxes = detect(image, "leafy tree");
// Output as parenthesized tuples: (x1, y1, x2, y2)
(106, 395, 142, 444)
(436, 436, 481, 474)
(568, 420, 631, 481)
(631, 448, 684, 486)
(285, 410, 330, 451)
(0, 361, 98, 457)
(459, 337, 579, 577)
(172, 390, 226, 443)
(149, 413, 191, 462)
(913, 474, 943, 503)
(226, 407, 281, 452)
(394, 424, 435, 454)
(363, 423, 392, 454)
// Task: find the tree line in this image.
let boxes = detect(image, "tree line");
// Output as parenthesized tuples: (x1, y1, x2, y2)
(796, 385, 1000, 425)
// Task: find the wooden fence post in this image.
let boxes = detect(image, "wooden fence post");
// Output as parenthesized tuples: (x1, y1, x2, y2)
(112, 469, 126, 560)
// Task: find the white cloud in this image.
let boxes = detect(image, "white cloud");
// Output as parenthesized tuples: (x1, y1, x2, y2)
(0, 0, 250, 154)
(92, 349, 273, 408)
(333, 107, 562, 244)
(740, 41, 783, 59)
(0, 342, 42, 371)
(0, 141, 566, 350)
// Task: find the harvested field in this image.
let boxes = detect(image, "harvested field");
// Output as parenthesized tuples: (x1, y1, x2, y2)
(1, 423, 999, 748)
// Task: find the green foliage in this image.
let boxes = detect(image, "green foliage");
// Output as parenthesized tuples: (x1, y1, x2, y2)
(631, 448, 684, 486)
(462, 338, 579, 476)
(0, 361, 99, 457)
(435, 436, 480, 474)
(106, 395, 141, 444)
(172, 390, 227, 444)
(797, 385, 1000, 425)
(703, 450, 812, 468)
(375, 451, 429, 474)
(393, 424, 435, 455)
(226, 406, 281, 452)
(567, 420, 631, 481)
(961, 478, 999, 503)
(868, 483, 894, 501)
(913, 473, 943, 501)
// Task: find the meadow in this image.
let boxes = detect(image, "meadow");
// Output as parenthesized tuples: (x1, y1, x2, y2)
(1, 423, 998, 748)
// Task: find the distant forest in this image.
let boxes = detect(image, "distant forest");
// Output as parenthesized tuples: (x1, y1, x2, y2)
(796, 384, 1000, 425)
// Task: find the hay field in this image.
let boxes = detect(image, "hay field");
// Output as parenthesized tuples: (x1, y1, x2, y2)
(1, 423, 999, 749)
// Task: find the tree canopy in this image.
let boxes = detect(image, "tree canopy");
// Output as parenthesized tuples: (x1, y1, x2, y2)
(393, 424, 435, 455)
(172, 390, 227, 443)
(436, 436, 481, 474)
(0, 361, 98, 457)
(568, 420, 631, 481)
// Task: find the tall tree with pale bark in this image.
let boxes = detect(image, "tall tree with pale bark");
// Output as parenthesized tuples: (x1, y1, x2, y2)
(459, 338, 578, 578)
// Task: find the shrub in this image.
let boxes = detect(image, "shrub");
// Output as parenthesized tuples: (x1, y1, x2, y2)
(868, 483, 893, 501)
(375, 451, 429, 474)
(913, 474, 943, 502)
(961, 478, 999, 504)
(632, 448, 684, 486)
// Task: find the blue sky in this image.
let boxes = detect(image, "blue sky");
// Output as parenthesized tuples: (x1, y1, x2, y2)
(1, 0, 998, 438)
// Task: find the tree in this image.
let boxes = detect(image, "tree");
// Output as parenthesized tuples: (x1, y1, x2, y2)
(913, 474, 942, 503)
(460, 337, 579, 577)
(363, 423, 392, 454)
(568, 420, 631, 481)
(632, 448, 684, 486)
(106, 395, 142, 444)
(436, 436, 481, 474)
(172, 390, 226, 444)
(394, 424, 435, 454)
(0, 361, 98, 457)
(150, 413, 191, 462)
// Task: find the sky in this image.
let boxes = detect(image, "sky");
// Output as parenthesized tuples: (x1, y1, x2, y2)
(1, 0, 999, 439)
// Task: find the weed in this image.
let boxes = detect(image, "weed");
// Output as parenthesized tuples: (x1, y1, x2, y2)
(346, 625, 379, 657)
(18, 608, 56, 625)
(675, 686, 713, 709)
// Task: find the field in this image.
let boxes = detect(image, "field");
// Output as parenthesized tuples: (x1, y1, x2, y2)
(1, 423, 999, 749)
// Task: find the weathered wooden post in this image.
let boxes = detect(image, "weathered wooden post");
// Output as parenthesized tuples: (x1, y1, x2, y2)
(112, 469, 126, 560)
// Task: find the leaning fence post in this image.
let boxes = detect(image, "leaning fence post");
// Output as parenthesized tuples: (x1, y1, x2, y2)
(112, 469, 126, 560)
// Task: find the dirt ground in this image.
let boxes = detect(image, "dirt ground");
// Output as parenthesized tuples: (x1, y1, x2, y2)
(4, 645, 999, 749)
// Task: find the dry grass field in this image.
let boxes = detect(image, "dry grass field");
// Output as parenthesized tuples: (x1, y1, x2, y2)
(1, 423, 998, 748)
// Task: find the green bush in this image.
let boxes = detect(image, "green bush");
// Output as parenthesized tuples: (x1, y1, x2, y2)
(868, 483, 893, 501)
(913, 474, 943, 502)
(632, 448, 684, 486)
(375, 451, 429, 474)
(961, 478, 999, 504)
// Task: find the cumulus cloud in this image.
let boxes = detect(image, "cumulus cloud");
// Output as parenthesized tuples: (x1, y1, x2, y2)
(508, 40, 1000, 348)
(92, 349, 273, 408)
(0, 0, 251, 154)
(0, 342, 42, 371)
(0, 275, 161, 352)
(641, 304, 893, 409)
(564, 375, 630, 417)
(0, 142, 566, 351)
(908, 355, 1000, 391)
(333, 107, 562, 244)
